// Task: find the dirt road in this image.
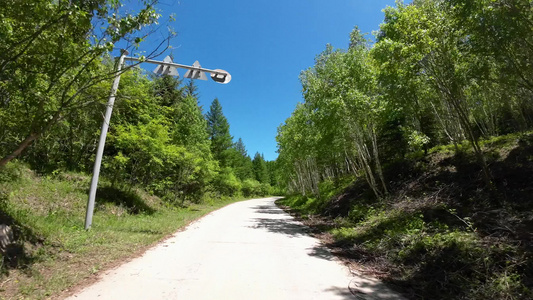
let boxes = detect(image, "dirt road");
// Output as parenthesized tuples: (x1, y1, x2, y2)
(66, 197, 404, 300)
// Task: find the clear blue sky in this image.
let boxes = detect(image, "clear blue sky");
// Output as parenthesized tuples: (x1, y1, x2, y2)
(124, 0, 402, 161)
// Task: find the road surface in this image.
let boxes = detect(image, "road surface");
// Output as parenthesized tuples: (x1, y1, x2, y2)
(66, 197, 404, 300)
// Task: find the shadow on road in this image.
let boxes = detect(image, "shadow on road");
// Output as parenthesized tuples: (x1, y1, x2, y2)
(249, 217, 310, 238)
(348, 278, 407, 300)
(323, 286, 358, 299)
(251, 204, 287, 215)
(325, 279, 407, 300)
(250, 203, 311, 238)
(249, 202, 341, 263)
(250, 200, 408, 300)
(307, 245, 335, 261)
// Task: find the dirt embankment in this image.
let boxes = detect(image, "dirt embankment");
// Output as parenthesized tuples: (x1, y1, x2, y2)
(279, 134, 533, 300)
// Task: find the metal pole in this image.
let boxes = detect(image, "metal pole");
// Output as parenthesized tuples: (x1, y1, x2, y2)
(84, 49, 128, 230)
(124, 56, 228, 76)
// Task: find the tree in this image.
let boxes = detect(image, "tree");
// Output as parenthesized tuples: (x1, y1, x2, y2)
(282, 28, 388, 197)
(234, 138, 248, 157)
(172, 96, 211, 154)
(0, 0, 166, 168)
(205, 98, 233, 166)
(374, 0, 494, 186)
(276, 102, 321, 196)
(226, 138, 254, 181)
(447, 0, 533, 131)
(104, 68, 216, 202)
(277, 0, 533, 199)
(153, 74, 185, 107)
(184, 79, 199, 99)
(252, 152, 269, 184)
(266, 160, 279, 186)
(449, 0, 533, 93)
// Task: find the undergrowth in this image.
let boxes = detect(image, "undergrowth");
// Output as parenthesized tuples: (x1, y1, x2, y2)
(278, 132, 533, 300)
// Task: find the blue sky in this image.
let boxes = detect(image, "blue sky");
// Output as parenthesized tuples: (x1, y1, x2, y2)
(124, 0, 402, 161)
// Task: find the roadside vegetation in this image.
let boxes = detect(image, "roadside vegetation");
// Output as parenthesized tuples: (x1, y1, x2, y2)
(0, 162, 256, 298)
(276, 1, 533, 299)
(279, 132, 533, 299)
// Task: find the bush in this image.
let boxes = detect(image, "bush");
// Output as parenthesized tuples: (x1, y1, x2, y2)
(0, 161, 24, 183)
(212, 168, 241, 196)
(259, 183, 272, 196)
(241, 179, 261, 197)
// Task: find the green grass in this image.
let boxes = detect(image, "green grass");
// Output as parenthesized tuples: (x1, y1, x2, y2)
(0, 162, 244, 299)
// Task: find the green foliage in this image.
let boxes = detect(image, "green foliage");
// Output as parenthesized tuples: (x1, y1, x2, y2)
(0, 22, 271, 203)
(206, 98, 233, 166)
(0, 0, 162, 167)
(228, 138, 254, 181)
(252, 152, 269, 184)
(406, 129, 430, 153)
(0, 1, 282, 295)
(0, 161, 25, 183)
(239, 179, 274, 198)
(278, 28, 389, 197)
(1, 26, 283, 202)
(152, 74, 185, 107)
(278, 194, 328, 215)
(212, 167, 241, 197)
(241, 179, 261, 197)
(277, 0, 533, 196)
(280, 131, 533, 300)
(172, 95, 212, 155)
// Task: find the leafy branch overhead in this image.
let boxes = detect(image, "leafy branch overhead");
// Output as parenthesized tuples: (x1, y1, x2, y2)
(0, 0, 168, 168)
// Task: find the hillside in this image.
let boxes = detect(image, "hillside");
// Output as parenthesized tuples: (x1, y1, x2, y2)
(278, 132, 533, 300)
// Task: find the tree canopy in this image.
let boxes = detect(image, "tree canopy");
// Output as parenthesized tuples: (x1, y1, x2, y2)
(277, 0, 533, 196)
(0, 0, 278, 203)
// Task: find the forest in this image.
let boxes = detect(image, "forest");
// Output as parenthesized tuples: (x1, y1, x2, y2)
(1, 0, 533, 298)
(277, 0, 533, 196)
(0, 0, 278, 202)
(276, 0, 533, 299)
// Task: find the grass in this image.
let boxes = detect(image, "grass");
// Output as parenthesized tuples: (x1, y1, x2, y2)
(0, 162, 244, 299)
(278, 132, 533, 300)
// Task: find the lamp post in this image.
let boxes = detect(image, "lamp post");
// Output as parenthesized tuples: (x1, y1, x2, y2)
(84, 50, 231, 230)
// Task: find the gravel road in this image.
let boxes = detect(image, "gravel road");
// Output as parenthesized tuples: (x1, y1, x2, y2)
(66, 197, 404, 300)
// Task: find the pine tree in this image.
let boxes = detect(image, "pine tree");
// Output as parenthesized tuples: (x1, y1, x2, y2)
(153, 75, 185, 107)
(227, 137, 254, 180)
(206, 98, 233, 166)
(234, 138, 247, 157)
(184, 79, 199, 99)
(252, 152, 269, 184)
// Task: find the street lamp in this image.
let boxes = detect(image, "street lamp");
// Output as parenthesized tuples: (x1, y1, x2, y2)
(84, 50, 231, 230)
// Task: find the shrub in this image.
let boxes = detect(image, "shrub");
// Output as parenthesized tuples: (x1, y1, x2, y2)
(212, 168, 241, 196)
(0, 161, 24, 183)
(241, 179, 261, 197)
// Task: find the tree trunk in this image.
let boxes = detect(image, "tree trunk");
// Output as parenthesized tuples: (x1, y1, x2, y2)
(449, 95, 493, 189)
(0, 132, 39, 168)
(370, 125, 388, 195)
